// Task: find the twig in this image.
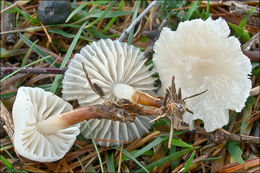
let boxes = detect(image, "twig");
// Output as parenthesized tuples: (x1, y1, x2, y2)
(0, 67, 67, 75)
(40, 21, 59, 54)
(118, 0, 159, 41)
(1, 0, 5, 46)
(0, 101, 14, 143)
(117, 141, 124, 173)
(168, 118, 174, 148)
(183, 90, 208, 101)
(242, 33, 259, 62)
(0, 1, 29, 14)
(250, 86, 260, 96)
(241, 33, 259, 51)
(81, 63, 104, 97)
(0, 48, 28, 58)
(217, 157, 260, 172)
(242, 50, 260, 62)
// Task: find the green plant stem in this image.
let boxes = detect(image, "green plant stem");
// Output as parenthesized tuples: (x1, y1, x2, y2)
(50, 21, 88, 94)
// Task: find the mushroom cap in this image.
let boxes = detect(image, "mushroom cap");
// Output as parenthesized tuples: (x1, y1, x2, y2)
(62, 39, 156, 146)
(12, 87, 80, 162)
(153, 17, 252, 132)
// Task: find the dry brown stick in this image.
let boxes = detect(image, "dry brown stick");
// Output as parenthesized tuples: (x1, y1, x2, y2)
(1, 0, 5, 46)
(0, 101, 14, 142)
(217, 157, 260, 173)
(0, 48, 28, 58)
(250, 85, 260, 96)
(0, 67, 67, 75)
(81, 63, 104, 97)
(0, 1, 29, 13)
(119, 0, 159, 41)
(242, 50, 260, 62)
(117, 141, 124, 173)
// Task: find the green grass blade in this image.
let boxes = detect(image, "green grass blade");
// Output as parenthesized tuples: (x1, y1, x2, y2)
(241, 30, 251, 43)
(239, 8, 255, 28)
(17, 40, 39, 87)
(205, 0, 210, 17)
(0, 91, 17, 100)
(227, 141, 244, 164)
(116, 136, 168, 165)
(66, 1, 109, 23)
(202, 0, 210, 20)
(50, 21, 87, 94)
(88, 10, 132, 19)
(103, 0, 125, 33)
(21, 40, 38, 67)
(224, 112, 237, 130)
(184, 1, 198, 21)
(85, 1, 116, 29)
(0, 55, 50, 83)
(88, 26, 108, 39)
(48, 29, 93, 41)
(169, 145, 178, 169)
(0, 144, 15, 161)
(228, 22, 251, 43)
(11, 5, 38, 25)
(128, 1, 141, 44)
(133, 136, 168, 158)
(114, 136, 168, 166)
(135, 147, 195, 172)
(86, 122, 104, 173)
(0, 48, 27, 58)
(241, 104, 252, 134)
(0, 154, 15, 172)
(18, 33, 56, 66)
(171, 139, 193, 148)
(182, 150, 195, 173)
(106, 150, 115, 173)
(113, 145, 149, 173)
(228, 22, 244, 35)
(202, 156, 221, 161)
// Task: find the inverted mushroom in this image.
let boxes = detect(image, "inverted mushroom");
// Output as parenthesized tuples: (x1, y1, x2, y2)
(153, 17, 252, 132)
(62, 39, 157, 146)
(12, 87, 80, 162)
(13, 86, 138, 162)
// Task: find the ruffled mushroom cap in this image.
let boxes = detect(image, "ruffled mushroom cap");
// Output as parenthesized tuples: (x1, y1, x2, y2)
(62, 39, 156, 146)
(12, 87, 80, 162)
(153, 18, 252, 132)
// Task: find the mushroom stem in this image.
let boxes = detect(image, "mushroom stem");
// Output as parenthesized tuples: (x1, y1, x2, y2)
(113, 83, 162, 108)
(37, 105, 135, 135)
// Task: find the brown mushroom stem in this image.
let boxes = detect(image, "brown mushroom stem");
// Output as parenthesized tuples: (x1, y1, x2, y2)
(113, 83, 163, 108)
(37, 105, 136, 135)
(132, 89, 163, 108)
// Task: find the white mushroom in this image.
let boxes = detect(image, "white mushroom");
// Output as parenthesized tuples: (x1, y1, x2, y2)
(153, 17, 252, 132)
(62, 39, 157, 146)
(12, 87, 80, 162)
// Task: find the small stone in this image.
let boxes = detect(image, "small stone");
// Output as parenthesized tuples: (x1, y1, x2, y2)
(38, 0, 70, 25)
